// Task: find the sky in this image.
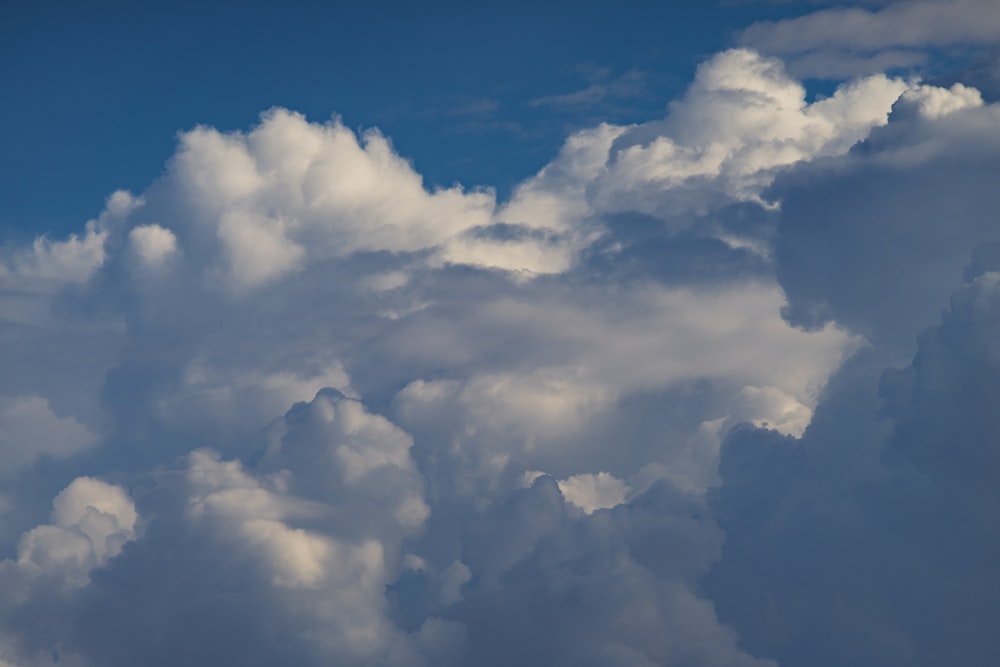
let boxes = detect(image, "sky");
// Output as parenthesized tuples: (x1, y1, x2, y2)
(2, 1, 1000, 666)
(1, 0, 818, 238)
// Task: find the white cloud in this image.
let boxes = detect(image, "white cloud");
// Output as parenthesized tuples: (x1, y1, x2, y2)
(217, 210, 304, 288)
(128, 223, 178, 268)
(2, 190, 140, 285)
(9, 477, 136, 587)
(185, 447, 381, 594)
(319, 395, 418, 483)
(492, 50, 908, 248)
(499, 122, 625, 231)
(7, 221, 107, 284)
(557, 472, 630, 513)
(897, 82, 984, 119)
(180, 412, 428, 661)
(593, 50, 907, 219)
(166, 110, 520, 287)
(387, 280, 855, 503)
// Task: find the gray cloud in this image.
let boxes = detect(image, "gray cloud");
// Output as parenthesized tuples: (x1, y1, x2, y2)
(708, 73, 1000, 667)
(742, 0, 1000, 54)
(740, 0, 1000, 78)
(710, 276, 1000, 666)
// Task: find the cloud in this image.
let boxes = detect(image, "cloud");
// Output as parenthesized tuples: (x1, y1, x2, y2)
(503, 49, 907, 243)
(12, 477, 137, 583)
(453, 477, 778, 667)
(3, 42, 998, 667)
(740, 0, 1000, 77)
(528, 69, 645, 109)
(704, 64, 1000, 667)
(0, 396, 97, 476)
(556, 472, 630, 514)
(773, 86, 999, 359)
(127, 224, 178, 269)
(0, 478, 136, 666)
(710, 273, 1000, 666)
(743, 0, 1000, 54)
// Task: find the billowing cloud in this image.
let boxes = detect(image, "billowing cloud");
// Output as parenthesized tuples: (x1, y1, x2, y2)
(2, 37, 999, 667)
(501, 49, 907, 244)
(707, 63, 1000, 667)
(710, 272, 1000, 667)
(556, 471, 630, 513)
(0, 478, 136, 665)
(11, 477, 137, 584)
(773, 83, 998, 358)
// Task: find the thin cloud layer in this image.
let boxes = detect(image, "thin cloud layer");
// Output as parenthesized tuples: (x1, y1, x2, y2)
(740, 0, 1000, 77)
(1, 37, 999, 667)
(743, 0, 1000, 54)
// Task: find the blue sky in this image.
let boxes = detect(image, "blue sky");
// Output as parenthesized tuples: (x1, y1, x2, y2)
(2, 0, 805, 237)
(3, 2, 1000, 666)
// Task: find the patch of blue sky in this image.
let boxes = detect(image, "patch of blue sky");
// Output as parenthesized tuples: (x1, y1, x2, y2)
(2, 0, 815, 239)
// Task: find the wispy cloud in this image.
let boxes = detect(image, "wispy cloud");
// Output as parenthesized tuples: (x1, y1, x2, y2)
(740, 0, 1000, 77)
(529, 68, 645, 109)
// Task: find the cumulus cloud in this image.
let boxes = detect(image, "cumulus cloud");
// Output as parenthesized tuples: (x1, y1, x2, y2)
(165, 110, 528, 286)
(593, 50, 906, 216)
(710, 272, 1000, 666)
(556, 472, 630, 514)
(3, 38, 1000, 667)
(0, 477, 136, 665)
(127, 224, 178, 268)
(454, 476, 778, 667)
(774, 87, 1000, 359)
(706, 65, 1000, 667)
(500, 49, 907, 244)
(12, 477, 136, 583)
